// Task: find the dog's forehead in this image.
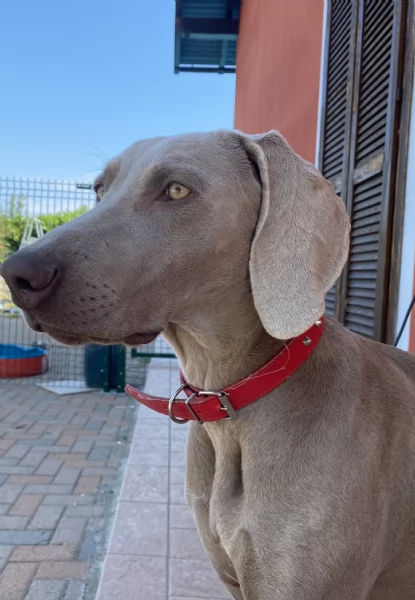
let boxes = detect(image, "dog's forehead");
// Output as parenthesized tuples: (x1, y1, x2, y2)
(118, 131, 234, 171)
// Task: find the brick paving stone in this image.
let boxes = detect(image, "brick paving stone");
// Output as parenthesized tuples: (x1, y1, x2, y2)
(52, 453, 86, 462)
(26, 424, 49, 435)
(57, 434, 77, 447)
(16, 439, 55, 447)
(41, 446, 71, 454)
(0, 466, 35, 475)
(71, 440, 93, 454)
(3, 433, 38, 441)
(19, 450, 48, 468)
(10, 494, 44, 517)
(4, 444, 30, 460)
(93, 403, 111, 414)
(4, 410, 26, 425)
(88, 446, 111, 461)
(51, 516, 87, 545)
(0, 546, 13, 572)
(41, 429, 63, 441)
(74, 476, 100, 495)
(35, 458, 63, 476)
(11, 545, 77, 562)
(0, 562, 38, 600)
(0, 484, 23, 504)
(8, 475, 53, 485)
(0, 457, 20, 466)
(85, 418, 104, 431)
(25, 579, 67, 600)
(0, 530, 52, 545)
(70, 414, 90, 427)
(0, 440, 15, 453)
(35, 561, 87, 580)
(0, 516, 29, 529)
(24, 484, 74, 495)
(28, 505, 64, 530)
(0, 503, 11, 515)
(54, 466, 81, 486)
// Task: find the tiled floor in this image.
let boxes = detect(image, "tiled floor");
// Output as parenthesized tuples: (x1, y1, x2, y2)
(96, 362, 232, 600)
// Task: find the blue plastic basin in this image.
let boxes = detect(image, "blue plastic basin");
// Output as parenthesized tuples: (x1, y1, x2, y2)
(0, 344, 47, 359)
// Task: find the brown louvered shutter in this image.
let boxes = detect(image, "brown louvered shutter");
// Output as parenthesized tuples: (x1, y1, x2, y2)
(318, 1, 357, 318)
(318, 0, 406, 342)
(339, 1, 406, 340)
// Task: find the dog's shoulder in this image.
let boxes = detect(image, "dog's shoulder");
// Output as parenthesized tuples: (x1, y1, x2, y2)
(324, 316, 415, 392)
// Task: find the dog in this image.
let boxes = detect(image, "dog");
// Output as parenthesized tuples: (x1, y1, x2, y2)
(2, 130, 415, 599)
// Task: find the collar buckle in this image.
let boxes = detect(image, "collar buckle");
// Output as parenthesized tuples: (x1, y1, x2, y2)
(168, 385, 238, 424)
(197, 390, 238, 421)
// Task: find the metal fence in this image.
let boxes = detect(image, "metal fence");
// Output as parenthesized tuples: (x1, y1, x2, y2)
(0, 177, 177, 392)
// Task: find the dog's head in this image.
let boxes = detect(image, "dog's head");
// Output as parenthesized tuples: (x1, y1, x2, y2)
(1, 131, 350, 345)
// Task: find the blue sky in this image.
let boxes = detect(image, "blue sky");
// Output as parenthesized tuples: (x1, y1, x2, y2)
(0, 0, 235, 181)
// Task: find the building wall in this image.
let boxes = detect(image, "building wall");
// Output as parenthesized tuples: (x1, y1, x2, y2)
(234, 0, 324, 163)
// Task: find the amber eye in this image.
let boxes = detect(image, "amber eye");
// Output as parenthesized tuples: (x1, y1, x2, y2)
(95, 185, 104, 201)
(166, 183, 190, 201)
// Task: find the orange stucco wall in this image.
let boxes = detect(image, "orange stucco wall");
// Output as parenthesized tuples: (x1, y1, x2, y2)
(234, 0, 324, 163)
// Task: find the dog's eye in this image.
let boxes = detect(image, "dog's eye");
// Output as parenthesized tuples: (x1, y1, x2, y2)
(166, 183, 190, 201)
(95, 185, 104, 202)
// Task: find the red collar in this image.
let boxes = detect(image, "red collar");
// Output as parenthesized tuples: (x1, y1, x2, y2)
(125, 318, 324, 424)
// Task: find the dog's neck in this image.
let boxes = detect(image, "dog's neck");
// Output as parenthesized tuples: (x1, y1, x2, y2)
(164, 287, 282, 390)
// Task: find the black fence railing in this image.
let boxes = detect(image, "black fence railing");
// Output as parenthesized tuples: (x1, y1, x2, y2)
(0, 178, 178, 391)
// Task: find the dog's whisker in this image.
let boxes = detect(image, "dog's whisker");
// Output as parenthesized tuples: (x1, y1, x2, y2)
(89, 144, 110, 162)
(79, 167, 104, 179)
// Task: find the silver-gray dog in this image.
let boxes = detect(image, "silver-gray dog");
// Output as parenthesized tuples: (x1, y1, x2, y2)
(2, 131, 415, 599)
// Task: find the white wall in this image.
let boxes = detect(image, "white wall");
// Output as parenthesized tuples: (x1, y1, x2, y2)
(315, 0, 328, 167)
(396, 60, 415, 351)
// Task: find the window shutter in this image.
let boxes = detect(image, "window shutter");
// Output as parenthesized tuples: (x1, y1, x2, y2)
(339, 1, 405, 340)
(318, 1, 357, 318)
(318, 0, 406, 342)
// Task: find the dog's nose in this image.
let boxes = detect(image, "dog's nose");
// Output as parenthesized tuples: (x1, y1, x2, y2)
(1, 252, 60, 311)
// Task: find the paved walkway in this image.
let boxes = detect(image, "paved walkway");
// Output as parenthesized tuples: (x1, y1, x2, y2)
(0, 383, 137, 600)
(96, 361, 231, 600)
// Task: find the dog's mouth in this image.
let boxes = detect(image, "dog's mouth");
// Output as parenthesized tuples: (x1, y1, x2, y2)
(25, 315, 160, 347)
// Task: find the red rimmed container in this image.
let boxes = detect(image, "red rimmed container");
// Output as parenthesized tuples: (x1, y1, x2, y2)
(0, 344, 48, 378)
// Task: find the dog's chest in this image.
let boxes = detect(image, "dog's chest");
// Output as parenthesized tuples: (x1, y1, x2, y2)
(189, 421, 246, 556)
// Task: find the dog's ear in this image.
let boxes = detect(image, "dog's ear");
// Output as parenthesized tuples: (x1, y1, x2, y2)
(240, 130, 350, 340)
